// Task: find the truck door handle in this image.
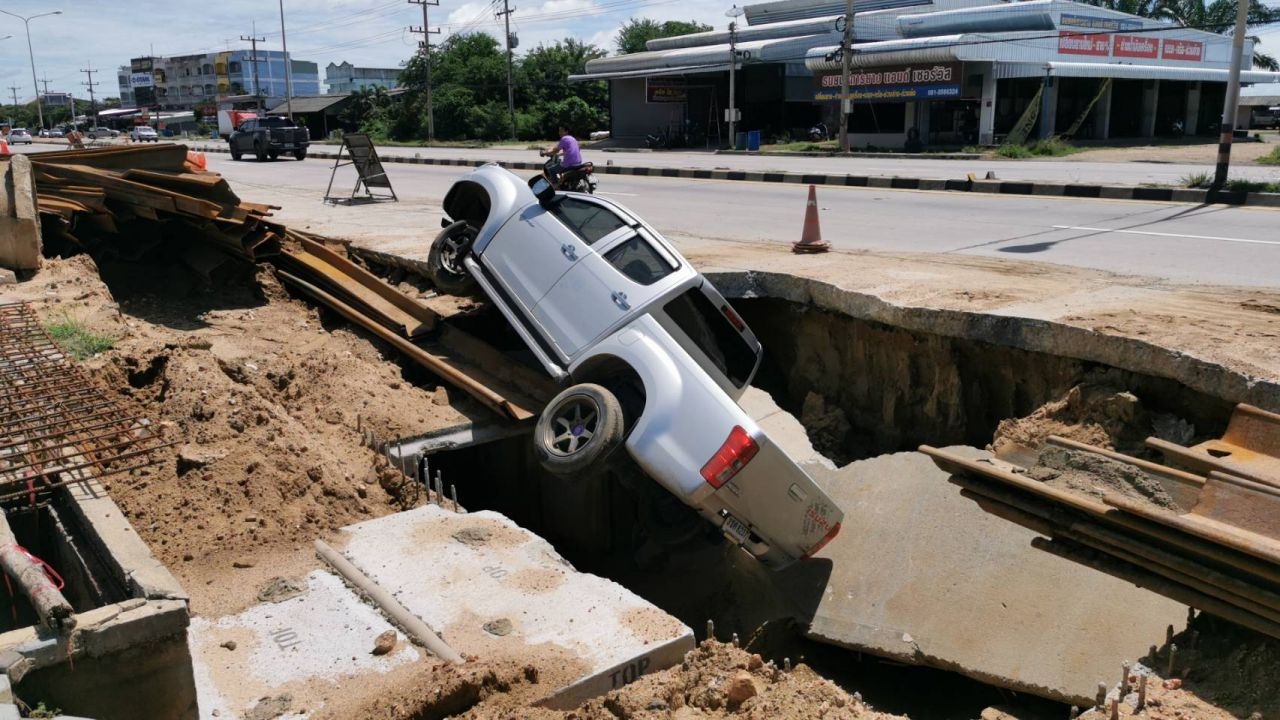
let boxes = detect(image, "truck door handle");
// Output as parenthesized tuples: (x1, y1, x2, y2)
(561, 244, 577, 261)
(611, 291, 630, 310)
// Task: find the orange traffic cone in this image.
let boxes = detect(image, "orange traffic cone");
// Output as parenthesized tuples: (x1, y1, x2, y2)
(0, 139, 9, 155)
(792, 184, 830, 254)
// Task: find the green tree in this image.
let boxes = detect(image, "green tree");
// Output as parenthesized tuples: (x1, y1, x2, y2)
(521, 39, 609, 137)
(615, 18, 713, 54)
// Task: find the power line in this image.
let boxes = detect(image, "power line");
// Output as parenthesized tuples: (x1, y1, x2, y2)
(80, 62, 99, 127)
(496, 0, 517, 139)
(241, 34, 267, 113)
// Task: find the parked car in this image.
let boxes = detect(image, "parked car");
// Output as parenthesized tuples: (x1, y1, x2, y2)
(47, 128, 63, 138)
(227, 116, 309, 161)
(8, 128, 32, 145)
(427, 164, 845, 570)
(1251, 106, 1280, 130)
(130, 126, 159, 142)
(86, 127, 119, 139)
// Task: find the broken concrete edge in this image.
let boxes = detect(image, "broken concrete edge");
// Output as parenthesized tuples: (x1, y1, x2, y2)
(0, 598, 188, 684)
(63, 477, 188, 602)
(191, 143, 1280, 207)
(535, 631, 696, 710)
(0, 155, 43, 272)
(805, 621, 1094, 707)
(346, 245, 432, 281)
(706, 270, 1280, 413)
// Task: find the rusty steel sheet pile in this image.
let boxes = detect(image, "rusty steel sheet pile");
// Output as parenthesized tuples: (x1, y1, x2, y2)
(0, 301, 171, 505)
(922, 405, 1280, 640)
(29, 144, 284, 262)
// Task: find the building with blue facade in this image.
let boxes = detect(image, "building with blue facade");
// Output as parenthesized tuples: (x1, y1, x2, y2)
(125, 51, 320, 115)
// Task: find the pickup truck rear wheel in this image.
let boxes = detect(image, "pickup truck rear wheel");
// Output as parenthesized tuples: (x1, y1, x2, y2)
(426, 221, 478, 296)
(229, 145, 242, 161)
(535, 384, 624, 476)
(294, 149, 307, 160)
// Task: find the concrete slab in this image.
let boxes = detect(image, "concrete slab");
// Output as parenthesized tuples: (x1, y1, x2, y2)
(800, 448, 1187, 706)
(188, 570, 423, 720)
(337, 505, 696, 709)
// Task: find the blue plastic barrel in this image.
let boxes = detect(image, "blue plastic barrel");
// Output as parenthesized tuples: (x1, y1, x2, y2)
(746, 130, 761, 151)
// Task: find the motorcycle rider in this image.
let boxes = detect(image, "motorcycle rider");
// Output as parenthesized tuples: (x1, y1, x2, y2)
(540, 124, 585, 189)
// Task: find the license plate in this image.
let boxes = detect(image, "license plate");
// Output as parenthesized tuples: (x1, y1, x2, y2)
(721, 514, 750, 545)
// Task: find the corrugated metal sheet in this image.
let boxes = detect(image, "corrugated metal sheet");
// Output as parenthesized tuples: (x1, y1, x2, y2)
(995, 61, 1280, 83)
(568, 64, 734, 83)
(744, 0, 932, 26)
(898, 0, 1055, 37)
(585, 34, 829, 75)
(646, 16, 842, 51)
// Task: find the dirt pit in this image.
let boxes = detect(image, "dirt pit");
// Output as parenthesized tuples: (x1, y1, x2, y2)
(5, 251, 1278, 720)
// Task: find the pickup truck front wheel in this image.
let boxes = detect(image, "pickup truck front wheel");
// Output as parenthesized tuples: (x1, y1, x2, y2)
(294, 149, 307, 161)
(426, 221, 479, 296)
(229, 145, 242, 161)
(535, 384, 624, 476)
(254, 141, 267, 162)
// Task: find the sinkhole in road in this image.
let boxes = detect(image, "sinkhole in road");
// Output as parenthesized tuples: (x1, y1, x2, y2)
(409, 283, 1236, 720)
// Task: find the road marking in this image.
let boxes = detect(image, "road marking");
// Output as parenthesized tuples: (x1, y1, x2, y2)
(1052, 225, 1280, 246)
(595, 190, 637, 197)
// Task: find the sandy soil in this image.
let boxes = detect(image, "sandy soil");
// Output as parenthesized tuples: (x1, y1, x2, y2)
(1058, 135, 1280, 166)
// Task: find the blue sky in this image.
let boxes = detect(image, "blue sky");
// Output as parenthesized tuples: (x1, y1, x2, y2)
(2, 0, 1279, 103)
(0, 0, 731, 102)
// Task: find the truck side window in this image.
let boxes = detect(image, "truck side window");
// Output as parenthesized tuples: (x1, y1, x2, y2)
(548, 198, 627, 245)
(603, 235, 675, 286)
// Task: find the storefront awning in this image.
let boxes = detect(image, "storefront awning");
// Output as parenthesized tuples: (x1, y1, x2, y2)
(569, 63, 735, 83)
(997, 62, 1280, 83)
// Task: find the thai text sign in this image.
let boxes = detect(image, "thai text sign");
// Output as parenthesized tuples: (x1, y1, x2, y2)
(1112, 34, 1159, 58)
(1060, 13, 1142, 32)
(814, 63, 962, 102)
(1059, 31, 1111, 56)
(1162, 39, 1204, 61)
(646, 78, 687, 103)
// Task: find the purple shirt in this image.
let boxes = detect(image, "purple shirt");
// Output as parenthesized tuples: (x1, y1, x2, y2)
(557, 135, 583, 166)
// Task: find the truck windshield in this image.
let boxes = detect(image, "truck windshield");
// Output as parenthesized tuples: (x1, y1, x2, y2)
(663, 286, 757, 388)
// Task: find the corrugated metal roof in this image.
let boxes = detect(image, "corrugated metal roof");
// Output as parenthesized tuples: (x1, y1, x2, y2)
(743, 0, 932, 25)
(585, 34, 829, 75)
(994, 62, 1280, 83)
(569, 64, 735, 83)
(267, 95, 351, 114)
(645, 15, 842, 51)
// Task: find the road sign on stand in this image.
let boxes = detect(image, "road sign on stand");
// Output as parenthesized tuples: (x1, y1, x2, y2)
(324, 133, 398, 204)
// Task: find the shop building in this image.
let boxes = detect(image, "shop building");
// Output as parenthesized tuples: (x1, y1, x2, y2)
(572, 0, 1280, 148)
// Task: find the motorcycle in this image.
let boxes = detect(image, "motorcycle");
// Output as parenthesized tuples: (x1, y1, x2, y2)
(537, 152, 598, 194)
(808, 122, 829, 142)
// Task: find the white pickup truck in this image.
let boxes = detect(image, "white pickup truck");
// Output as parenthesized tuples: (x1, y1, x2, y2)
(427, 164, 844, 569)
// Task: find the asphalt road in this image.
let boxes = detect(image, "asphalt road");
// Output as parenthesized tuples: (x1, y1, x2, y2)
(11, 143, 1280, 287)
(180, 138, 1280, 187)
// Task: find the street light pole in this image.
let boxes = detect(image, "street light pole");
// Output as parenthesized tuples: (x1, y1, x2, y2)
(0, 10, 62, 131)
(278, 0, 294, 121)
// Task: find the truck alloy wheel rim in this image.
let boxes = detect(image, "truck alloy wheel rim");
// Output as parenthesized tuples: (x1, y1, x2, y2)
(546, 397, 598, 456)
(439, 235, 468, 275)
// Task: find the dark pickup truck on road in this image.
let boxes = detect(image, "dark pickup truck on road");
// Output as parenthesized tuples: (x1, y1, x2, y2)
(228, 116, 310, 161)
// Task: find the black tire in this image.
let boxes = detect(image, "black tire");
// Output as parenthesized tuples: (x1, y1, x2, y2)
(534, 383, 624, 476)
(294, 148, 307, 161)
(229, 144, 242, 161)
(254, 141, 267, 162)
(426, 220, 479, 296)
(268, 151, 280, 160)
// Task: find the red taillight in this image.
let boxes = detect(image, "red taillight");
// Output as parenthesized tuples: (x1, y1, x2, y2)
(803, 522, 842, 559)
(720, 304, 745, 332)
(701, 426, 759, 488)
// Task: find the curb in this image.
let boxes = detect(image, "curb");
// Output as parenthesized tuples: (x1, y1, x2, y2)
(191, 144, 1280, 208)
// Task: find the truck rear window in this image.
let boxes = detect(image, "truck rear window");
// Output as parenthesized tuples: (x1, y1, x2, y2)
(663, 287, 757, 388)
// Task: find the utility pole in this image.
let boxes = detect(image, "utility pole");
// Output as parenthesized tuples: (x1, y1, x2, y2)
(727, 7, 742, 148)
(39, 76, 52, 127)
(838, 0, 855, 153)
(1212, 0, 1251, 188)
(81, 63, 100, 130)
(7, 86, 19, 129)
(279, 0, 294, 120)
(408, 0, 440, 142)
(496, 0, 516, 140)
(241, 33, 267, 114)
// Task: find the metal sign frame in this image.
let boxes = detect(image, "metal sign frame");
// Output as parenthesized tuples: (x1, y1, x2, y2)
(324, 133, 398, 204)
